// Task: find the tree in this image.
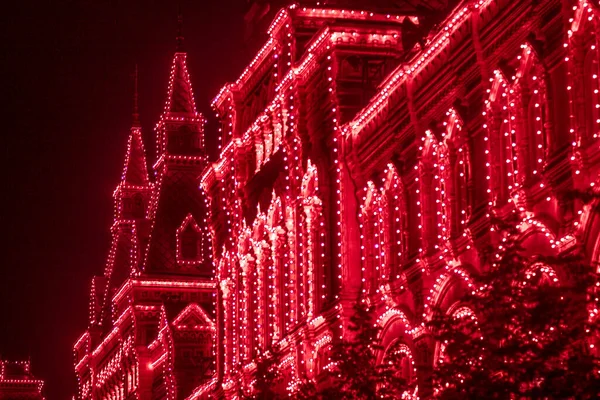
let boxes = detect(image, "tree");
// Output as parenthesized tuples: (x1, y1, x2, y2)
(301, 297, 413, 400)
(428, 215, 600, 399)
(240, 348, 283, 400)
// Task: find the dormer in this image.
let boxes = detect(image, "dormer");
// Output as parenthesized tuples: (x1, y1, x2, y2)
(176, 214, 207, 267)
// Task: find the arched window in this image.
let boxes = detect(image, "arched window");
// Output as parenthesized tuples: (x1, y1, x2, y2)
(419, 133, 441, 253)
(436, 305, 476, 365)
(523, 262, 559, 288)
(383, 164, 408, 277)
(284, 204, 298, 331)
(436, 139, 452, 243)
(267, 195, 286, 342)
(176, 214, 205, 265)
(486, 70, 520, 206)
(239, 245, 256, 361)
(443, 109, 471, 237)
(517, 44, 549, 179)
(360, 182, 385, 294)
(569, 2, 600, 145)
(181, 229, 198, 259)
(583, 48, 600, 141)
(301, 160, 326, 315)
(420, 121, 471, 250)
(251, 223, 270, 355)
(383, 341, 417, 397)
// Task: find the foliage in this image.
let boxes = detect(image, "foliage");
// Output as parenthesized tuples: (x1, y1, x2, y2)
(240, 348, 283, 400)
(298, 298, 413, 400)
(428, 214, 600, 399)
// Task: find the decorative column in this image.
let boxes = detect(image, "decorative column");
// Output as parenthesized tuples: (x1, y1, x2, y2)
(285, 205, 298, 332)
(255, 239, 271, 353)
(240, 254, 255, 361)
(303, 197, 322, 318)
(270, 226, 286, 342)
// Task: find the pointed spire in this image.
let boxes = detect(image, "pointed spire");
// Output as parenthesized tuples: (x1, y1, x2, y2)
(132, 64, 140, 127)
(121, 126, 150, 186)
(160, 4, 197, 115)
(162, 52, 197, 116)
(119, 64, 149, 186)
(176, 5, 184, 52)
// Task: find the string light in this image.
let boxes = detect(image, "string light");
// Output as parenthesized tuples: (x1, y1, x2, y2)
(0, 360, 45, 399)
(74, 41, 217, 400)
(74, 0, 600, 398)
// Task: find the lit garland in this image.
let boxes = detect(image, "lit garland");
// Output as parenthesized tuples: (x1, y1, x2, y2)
(382, 164, 408, 280)
(75, 41, 218, 400)
(434, 305, 476, 368)
(302, 161, 323, 318)
(424, 265, 475, 322)
(516, 45, 549, 178)
(345, 1, 491, 136)
(485, 69, 521, 207)
(122, 0, 600, 397)
(206, 2, 495, 392)
(382, 342, 417, 398)
(359, 182, 385, 295)
(568, 0, 600, 151)
(0, 360, 45, 399)
(175, 213, 206, 266)
(377, 308, 415, 337)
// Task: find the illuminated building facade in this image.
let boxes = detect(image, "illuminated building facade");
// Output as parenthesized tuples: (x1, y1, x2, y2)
(73, 41, 216, 399)
(200, 0, 600, 398)
(73, 0, 600, 398)
(0, 360, 44, 400)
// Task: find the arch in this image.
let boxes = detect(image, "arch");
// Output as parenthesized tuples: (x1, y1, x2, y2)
(442, 108, 472, 238)
(581, 200, 600, 265)
(524, 262, 560, 285)
(583, 47, 600, 141)
(301, 159, 319, 197)
(381, 340, 418, 398)
(378, 306, 416, 339)
(176, 214, 205, 266)
(434, 139, 451, 244)
(266, 193, 286, 341)
(301, 160, 326, 316)
(309, 333, 333, 378)
(360, 181, 386, 295)
(570, 1, 597, 34)
(382, 163, 409, 279)
(425, 263, 476, 321)
(419, 132, 442, 253)
(485, 69, 521, 207)
(418, 112, 472, 253)
(433, 304, 477, 366)
(515, 215, 560, 255)
(569, 1, 600, 145)
(515, 43, 550, 178)
(266, 192, 283, 228)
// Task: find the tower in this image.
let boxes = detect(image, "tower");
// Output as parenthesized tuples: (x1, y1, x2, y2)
(114, 65, 152, 222)
(144, 17, 212, 275)
(74, 23, 216, 400)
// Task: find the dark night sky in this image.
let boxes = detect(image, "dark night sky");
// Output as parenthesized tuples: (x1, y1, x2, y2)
(0, 1, 250, 398)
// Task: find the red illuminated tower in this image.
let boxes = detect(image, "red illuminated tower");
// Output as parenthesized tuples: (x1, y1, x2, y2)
(0, 360, 45, 400)
(73, 29, 216, 400)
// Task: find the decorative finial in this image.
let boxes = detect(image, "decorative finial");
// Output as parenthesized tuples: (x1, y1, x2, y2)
(176, 5, 184, 52)
(133, 64, 140, 127)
